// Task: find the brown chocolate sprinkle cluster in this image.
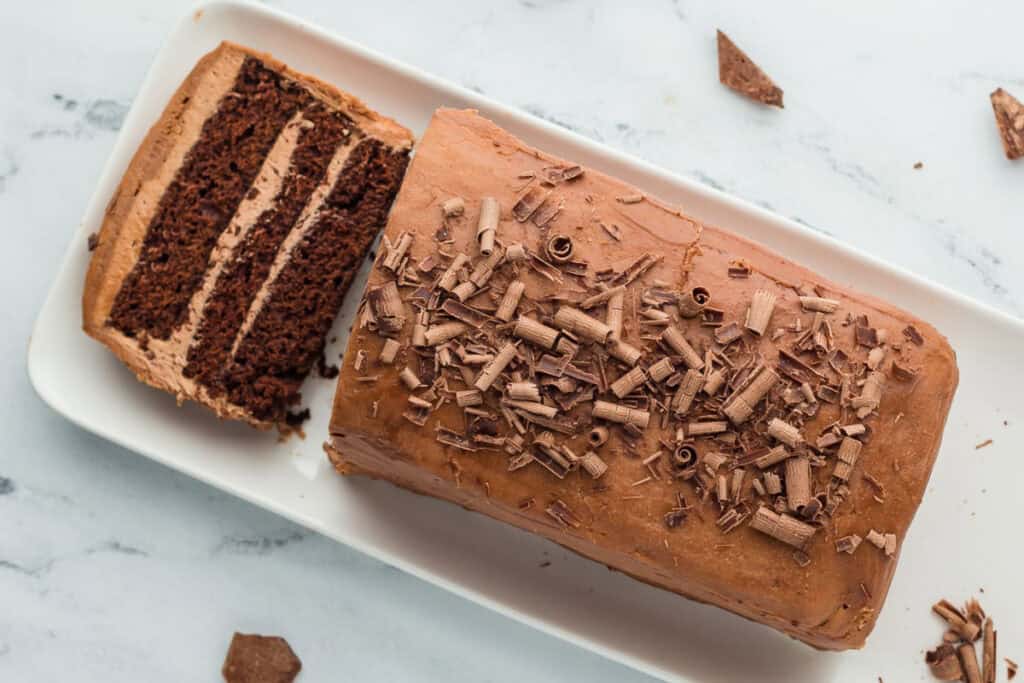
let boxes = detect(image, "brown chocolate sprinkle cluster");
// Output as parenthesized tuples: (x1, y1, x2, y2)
(925, 597, 1012, 683)
(354, 165, 925, 566)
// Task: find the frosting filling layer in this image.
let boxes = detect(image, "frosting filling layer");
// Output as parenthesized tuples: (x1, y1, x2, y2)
(183, 103, 356, 394)
(225, 139, 409, 421)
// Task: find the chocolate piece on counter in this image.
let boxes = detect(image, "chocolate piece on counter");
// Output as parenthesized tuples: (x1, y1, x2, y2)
(716, 30, 784, 108)
(222, 633, 301, 683)
(990, 88, 1024, 160)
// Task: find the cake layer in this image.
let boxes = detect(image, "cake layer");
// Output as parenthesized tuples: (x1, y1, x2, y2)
(82, 42, 413, 428)
(325, 108, 958, 649)
(183, 102, 355, 393)
(224, 139, 409, 421)
(109, 56, 311, 341)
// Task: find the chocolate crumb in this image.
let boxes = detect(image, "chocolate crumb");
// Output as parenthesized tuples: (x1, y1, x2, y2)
(975, 439, 993, 450)
(222, 633, 301, 683)
(316, 353, 339, 379)
(285, 409, 310, 427)
(914, 161, 924, 170)
(87, 232, 100, 251)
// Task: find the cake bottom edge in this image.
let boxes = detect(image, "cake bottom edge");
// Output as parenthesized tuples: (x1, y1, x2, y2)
(82, 322, 280, 431)
(322, 433, 872, 652)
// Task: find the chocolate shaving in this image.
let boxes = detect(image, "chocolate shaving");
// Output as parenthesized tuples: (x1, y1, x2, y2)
(855, 324, 878, 348)
(440, 196, 465, 218)
(545, 499, 581, 528)
(528, 252, 565, 284)
(700, 307, 725, 326)
(517, 411, 578, 435)
(436, 426, 477, 452)
(903, 324, 925, 346)
(891, 360, 917, 382)
(540, 164, 583, 184)
(727, 264, 750, 278)
(777, 349, 823, 383)
(927, 643, 966, 681)
(612, 253, 661, 286)
(835, 534, 862, 554)
(532, 196, 563, 228)
(402, 408, 429, 427)
(713, 322, 743, 345)
(512, 187, 548, 222)
(599, 222, 622, 241)
(366, 281, 406, 336)
(441, 298, 491, 328)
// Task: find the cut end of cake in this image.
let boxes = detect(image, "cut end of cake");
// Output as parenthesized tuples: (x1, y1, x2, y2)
(82, 41, 412, 429)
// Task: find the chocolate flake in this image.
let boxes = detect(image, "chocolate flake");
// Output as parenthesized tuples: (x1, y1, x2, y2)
(713, 321, 743, 346)
(436, 426, 477, 452)
(903, 324, 925, 346)
(991, 88, 1024, 160)
(599, 222, 622, 241)
(545, 499, 581, 528)
(891, 360, 917, 382)
(441, 298, 490, 328)
(512, 187, 548, 222)
(727, 264, 750, 279)
(532, 196, 563, 228)
(855, 324, 878, 348)
(716, 30, 784, 108)
(222, 633, 301, 683)
(835, 534, 862, 554)
(927, 643, 966, 681)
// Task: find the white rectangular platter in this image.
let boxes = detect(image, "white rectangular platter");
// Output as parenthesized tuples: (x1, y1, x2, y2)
(28, 2, 1024, 681)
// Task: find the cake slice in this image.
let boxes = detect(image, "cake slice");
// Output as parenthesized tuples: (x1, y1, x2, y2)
(83, 42, 413, 429)
(325, 108, 958, 649)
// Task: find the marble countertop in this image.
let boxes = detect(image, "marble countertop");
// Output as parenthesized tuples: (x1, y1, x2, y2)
(2, 0, 1021, 680)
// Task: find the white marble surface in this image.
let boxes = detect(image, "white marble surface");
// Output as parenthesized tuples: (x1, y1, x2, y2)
(2, 0, 1022, 680)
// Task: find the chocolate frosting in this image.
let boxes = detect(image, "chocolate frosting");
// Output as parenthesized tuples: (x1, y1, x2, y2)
(326, 108, 958, 649)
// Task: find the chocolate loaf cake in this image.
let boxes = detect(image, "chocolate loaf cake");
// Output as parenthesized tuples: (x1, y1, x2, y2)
(325, 108, 958, 649)
(83, 42, 413, 429)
